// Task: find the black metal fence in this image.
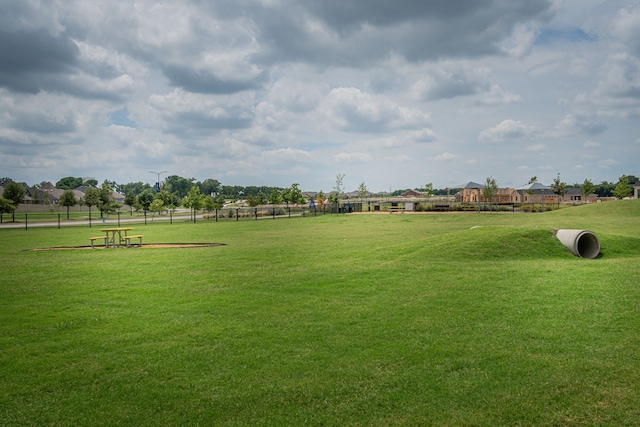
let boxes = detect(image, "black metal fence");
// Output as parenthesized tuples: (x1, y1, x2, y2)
(0, 200, 562, 230)
(0, 203, 349, 230)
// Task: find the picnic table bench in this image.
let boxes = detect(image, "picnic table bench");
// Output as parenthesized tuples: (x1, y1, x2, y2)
(89, 236, 108, 248)
(122, 235, 144, 247)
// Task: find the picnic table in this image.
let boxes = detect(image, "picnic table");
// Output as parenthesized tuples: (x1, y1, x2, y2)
(99, 227, 132, 248)
(89, 227, 144, 248)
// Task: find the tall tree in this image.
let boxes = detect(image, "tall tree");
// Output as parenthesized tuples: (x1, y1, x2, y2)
(183, 186, 204, 221)
(0, 198, 15, 218)
(103, 179, 118, 190)
(123, 191, 136, 214)
(551, 173, 567, 207)
(164, 175, 195, 198)
(287, 183, 304, 205)
(334, 173, 345, 199)
(2, 181, 26, 222)
(83, 187, 100, 221)
(580, 179, 594, 204)
(613, 175, 632, 199)
(55, 176, 83, 190)
(137, 190, 155, 211)
(483, 176, 498, 212)
(59, 190, 77, 219)
(357, 182, 369, 200)
(423, 183, 433, 197)
(97, 183, 118, 217)
(148, 199, 165, 219)
(199, 179, 222, 196)
(117, 181, 152, 196)
(268, 188, 282, 205)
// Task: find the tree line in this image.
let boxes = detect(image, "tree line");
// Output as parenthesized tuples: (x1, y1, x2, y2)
(1, 173, 637, 221)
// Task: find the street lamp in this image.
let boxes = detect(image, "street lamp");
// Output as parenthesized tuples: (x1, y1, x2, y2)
(150, 170, 168, 192)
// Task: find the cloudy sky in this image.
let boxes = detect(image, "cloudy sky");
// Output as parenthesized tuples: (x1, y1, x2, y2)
(1, 0, 638, 192)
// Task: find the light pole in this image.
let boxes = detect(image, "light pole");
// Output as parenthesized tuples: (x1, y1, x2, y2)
(150, 170, 168, 192)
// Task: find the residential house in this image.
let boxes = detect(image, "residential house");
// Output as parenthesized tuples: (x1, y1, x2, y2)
(401, 189, 423, 197)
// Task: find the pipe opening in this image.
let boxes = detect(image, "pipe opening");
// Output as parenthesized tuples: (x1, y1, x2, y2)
(555, 229, 600, 259)
(576, 232, 600, 259)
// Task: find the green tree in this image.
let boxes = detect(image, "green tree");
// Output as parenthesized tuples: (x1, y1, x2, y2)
(423, 183, 433, 197)
(613, 175, 632, 199)
(59, 190, 77, 220)
(117, 181, 152, 196)
(333, 173, 345, 200)
(247, 194, 260, 207)
(525, 176, 537, 206)
(0, 198, 16, 218)
(483, 176, 498, 212)
(268, 188, 282, 205)
(357, 182, 369, 200)
(202, 195, 217, 212)
(165, 175, 196, 198)
(594, 181, 615, 197)
(102, 179, 118, 190)
(55, 176, 83, 190)
(154, 190, 173, 212)
(285, 183, 304, 205)
(123, 191, 136, 214)
(84, 178, 98, 188)
(83, 187, 100, 221)
(199, 179, 221, 196)
(550, 173, 567, 207)
(97, 183, 119, 217)
(149, 199, 165, 219)
(2, 181, 26, 222)
(580, 179, 594, 204)
(137, 190, 155, 211)
(183, 186, 204, 221)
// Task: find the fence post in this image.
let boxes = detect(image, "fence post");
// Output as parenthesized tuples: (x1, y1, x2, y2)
(144, 210, 147, 225)
(255, 208, 258, 220)
(236, 208, 239, 221)
(25, 213, 28, 230)
(58, 213, 61, 229)
(215, 209, 218, 222)
(170, 210, 173, 224)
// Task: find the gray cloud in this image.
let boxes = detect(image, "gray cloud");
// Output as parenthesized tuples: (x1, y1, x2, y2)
(163, 65, 266, 94)
(0, 29, 79, 93)
(0, 0, 637, 192)
(251, 0, 556, 66)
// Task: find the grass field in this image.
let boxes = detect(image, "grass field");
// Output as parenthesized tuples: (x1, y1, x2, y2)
(1, 200, 639, 426)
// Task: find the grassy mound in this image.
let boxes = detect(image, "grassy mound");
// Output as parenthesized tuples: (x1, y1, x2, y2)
(1, 199, 639, 425)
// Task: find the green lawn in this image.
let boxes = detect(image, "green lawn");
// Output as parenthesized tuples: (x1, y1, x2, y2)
(1, 200, 639, 426)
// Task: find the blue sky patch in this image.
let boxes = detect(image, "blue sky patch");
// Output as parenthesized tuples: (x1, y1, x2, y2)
(109, 107, 137, 128)
(535, 27, 597, 45)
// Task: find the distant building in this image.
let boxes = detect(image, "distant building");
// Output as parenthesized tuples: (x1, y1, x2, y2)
(401, 189, 423, 197)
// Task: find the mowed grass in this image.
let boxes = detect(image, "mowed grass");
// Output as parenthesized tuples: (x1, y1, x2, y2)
(1, 200, 639, 426)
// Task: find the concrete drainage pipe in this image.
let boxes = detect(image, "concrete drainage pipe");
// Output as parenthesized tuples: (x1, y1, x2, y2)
(555, 229, 600, 259)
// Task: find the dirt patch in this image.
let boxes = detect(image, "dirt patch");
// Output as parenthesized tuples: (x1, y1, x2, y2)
(30, 243, 225, 251)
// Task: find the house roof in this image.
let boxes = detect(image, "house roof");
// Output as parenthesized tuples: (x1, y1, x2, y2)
(516, 182, 550, 191)
(453, 181, 485, 189)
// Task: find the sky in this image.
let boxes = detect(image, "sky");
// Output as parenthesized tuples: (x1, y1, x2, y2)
(1, 0, 639, 193)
